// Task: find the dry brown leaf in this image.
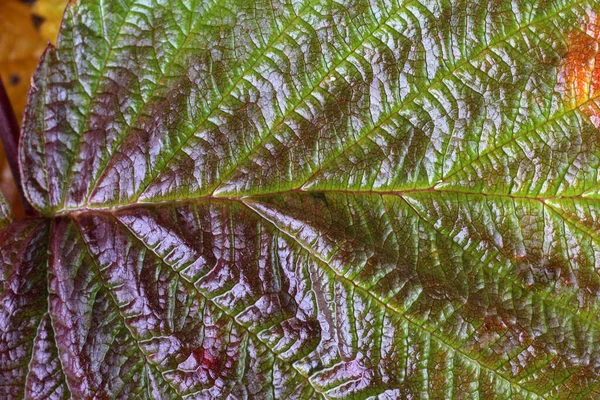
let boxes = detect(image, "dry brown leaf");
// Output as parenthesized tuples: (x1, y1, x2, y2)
(33, 0, 69, 44)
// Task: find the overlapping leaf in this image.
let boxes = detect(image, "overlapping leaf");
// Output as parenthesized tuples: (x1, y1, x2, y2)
(3, 0, 600, 398)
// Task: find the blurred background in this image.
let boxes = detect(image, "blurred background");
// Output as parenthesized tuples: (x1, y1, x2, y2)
(0, 0, 67, 217)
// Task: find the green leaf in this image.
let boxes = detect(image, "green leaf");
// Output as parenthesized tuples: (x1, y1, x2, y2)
(3, 0, 600, 398)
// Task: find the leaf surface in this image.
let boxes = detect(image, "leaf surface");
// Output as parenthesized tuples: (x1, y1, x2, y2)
(4, 0, 600, 398)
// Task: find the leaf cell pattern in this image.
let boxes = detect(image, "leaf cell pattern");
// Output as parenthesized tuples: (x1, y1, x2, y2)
(3, 0, 600, 398)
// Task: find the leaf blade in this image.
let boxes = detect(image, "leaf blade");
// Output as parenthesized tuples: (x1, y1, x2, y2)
(11, 0, 600, 397)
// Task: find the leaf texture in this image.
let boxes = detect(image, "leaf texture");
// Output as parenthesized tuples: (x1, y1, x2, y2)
(5, 0, 600, 398)
(0, 192, 11, 229)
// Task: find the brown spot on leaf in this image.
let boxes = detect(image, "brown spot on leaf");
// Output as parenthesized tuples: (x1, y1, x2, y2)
(560, 12, 600, 126)
(192, 347, 221, 374)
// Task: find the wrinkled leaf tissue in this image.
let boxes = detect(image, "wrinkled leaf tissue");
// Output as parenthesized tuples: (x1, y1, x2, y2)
(2, 0, 600, 398)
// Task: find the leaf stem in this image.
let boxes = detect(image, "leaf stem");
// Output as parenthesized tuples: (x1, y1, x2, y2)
(0, 77, 38, 217)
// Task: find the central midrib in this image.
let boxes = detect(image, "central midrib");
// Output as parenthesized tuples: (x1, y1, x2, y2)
(51, 186, 598, 216)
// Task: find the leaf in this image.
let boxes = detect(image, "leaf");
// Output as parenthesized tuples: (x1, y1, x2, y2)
(0, 192, 11, 229)
(0, 0, 46, 124)
(0, 0, 67, 122)
(4, 0, 600, 398)
(0, 218, 62, 398)
(0, 0, 46, 215)
(33, 0, 71, 45)
(0, 0, 68, 217)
